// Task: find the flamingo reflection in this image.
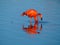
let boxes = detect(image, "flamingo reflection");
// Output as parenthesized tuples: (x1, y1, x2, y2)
(22, 22, 42, 35)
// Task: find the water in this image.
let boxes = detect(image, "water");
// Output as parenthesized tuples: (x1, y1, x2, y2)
(0, 0, 60, 45)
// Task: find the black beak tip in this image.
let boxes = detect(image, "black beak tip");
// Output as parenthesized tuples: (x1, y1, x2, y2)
(41, 18, 43, 20)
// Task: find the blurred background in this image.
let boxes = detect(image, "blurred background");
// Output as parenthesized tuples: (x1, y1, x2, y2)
(0, 0, 60, 45)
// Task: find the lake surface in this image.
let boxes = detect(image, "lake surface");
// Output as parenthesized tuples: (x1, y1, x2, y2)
(0, 0, 60, 45)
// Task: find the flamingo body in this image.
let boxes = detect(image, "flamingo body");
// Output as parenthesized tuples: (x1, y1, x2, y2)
(22, 9, 43, 22)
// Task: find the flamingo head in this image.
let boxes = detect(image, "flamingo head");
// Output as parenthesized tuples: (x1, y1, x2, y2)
(38, 13, 43, 20)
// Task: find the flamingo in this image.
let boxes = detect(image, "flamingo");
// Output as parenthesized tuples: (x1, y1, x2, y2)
(21, 9, 43, 22)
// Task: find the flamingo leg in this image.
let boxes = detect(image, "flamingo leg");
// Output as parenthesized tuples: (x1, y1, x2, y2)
(34, 16, 38, 23)
(30, 17, 32, 23)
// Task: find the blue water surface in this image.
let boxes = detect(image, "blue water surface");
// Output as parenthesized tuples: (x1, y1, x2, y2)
(0, 0, 60, 45)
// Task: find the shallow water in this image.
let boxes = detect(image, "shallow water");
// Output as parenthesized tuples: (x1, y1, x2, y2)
(0, 0, 60, 45)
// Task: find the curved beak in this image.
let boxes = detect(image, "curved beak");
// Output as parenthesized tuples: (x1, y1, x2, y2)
(38, 13, 43, 20)
(40, 17, 43, 20)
